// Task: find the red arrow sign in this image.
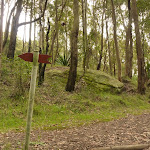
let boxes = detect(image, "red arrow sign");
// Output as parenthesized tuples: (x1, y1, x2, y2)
(39, 54, 51, 64)
(18, 53, 51, 64)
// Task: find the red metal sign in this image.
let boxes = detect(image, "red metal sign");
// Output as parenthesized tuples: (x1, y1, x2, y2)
(18, 53, 51, 64)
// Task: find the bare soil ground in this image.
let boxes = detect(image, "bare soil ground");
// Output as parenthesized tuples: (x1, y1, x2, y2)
(0, 113, 150, 150)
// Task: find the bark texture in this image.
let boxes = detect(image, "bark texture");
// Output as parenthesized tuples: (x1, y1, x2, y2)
(97, 0, 105, 70)
(3, 0, 18, 51)
(38, 18, 50, 85)
(7, 0, 23, 58)
(0, 0, 4, 53)
(28, 0, 33, 52)
(106, 0, 112, 75)
(66, 0, 79, 92)
(50, 0, 67, 64)
(132, 0, 145, 94)
(82, 0, 88, 72)
(125, 0, 133, 78)
(111, 0, 122, 81)
(0, 0, 4, 74)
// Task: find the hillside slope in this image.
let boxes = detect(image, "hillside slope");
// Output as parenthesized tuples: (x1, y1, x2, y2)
(0, 66, 150, 133)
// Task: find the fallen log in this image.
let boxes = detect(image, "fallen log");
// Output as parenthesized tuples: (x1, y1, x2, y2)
(92, 144, 150, 150)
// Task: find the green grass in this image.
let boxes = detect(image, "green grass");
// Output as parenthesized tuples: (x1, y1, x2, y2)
(0, 61, 150, 133)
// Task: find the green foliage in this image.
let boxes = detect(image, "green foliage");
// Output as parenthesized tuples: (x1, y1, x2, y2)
(137, 0, 150, 32)
(137, 0, 150, 12)
(1, 67, 150, 133)
(1, 55, 32, 99)
(56, 55, 70, 66)
(1, 0, 150, 132)
(146, 62, 150, 79)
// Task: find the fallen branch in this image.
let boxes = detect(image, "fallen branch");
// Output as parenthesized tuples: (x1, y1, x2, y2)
(92, 144, 150, 150)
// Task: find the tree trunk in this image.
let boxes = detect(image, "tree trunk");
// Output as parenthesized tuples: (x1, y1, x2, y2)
(66, 0, 79, 92)
(3, 0, 18, 50)
(33, 0, 36, 50)
(38, 0, 44, 85)
(65, 5, 68, 59)
(28, 0, 33, 52)
(38, 18, 50, 85)
(141, 13, 147, 82)
(22, 0, 28, 53)
(7, 0, 23, 59)
(97, 0, 105, 70)
(0, 0, 4, 54)
(106, 0, 112, 75)
(132, 0, 145, 94)
(37, 0, 47, 85)
(82, 0, 88, 72)
(111, 0, 122, 81)
(125, 0, 133, 78)
(49, 0, 67, 65)
(54, 0, 59, 64)
(92, 1, 98, 66)
(0, 0, 4, 74)
(129, 11, 133, 78)
(103, 49, 107, 72)
(112, 42, 116, 77)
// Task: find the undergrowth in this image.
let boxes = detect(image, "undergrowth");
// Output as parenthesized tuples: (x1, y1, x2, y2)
(0, 60, 150, 133)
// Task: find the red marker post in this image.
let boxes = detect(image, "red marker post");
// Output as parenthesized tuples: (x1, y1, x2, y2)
(18, 51, 51, 150)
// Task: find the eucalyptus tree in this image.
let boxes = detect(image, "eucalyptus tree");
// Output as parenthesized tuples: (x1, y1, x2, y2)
(38, 0, 48, 85)
(64, 3, 69, 59)
(97, 0, 105, 70)
(132, 0, 145, 94)
(0, 0, 4, 74)
(22, 0, 28, 53)
(82, 0, 88, 72)
(88, 0, 98, 69)
(0, 0, 4, 54)
(88, 0, 104, 70)
(38, 18, 50, 84)
(3, 0, 18, 50)
(137, 0, 150, 80)
(6, 0, 48, 59)
(49, 0, 67, 64)
(105, 0, 112, 75)
(66, 0, 79, 92)
(53, 0, 59, 63)
(38, 0, 44, 85)
(28, 0, 33, 52)
(111, 0, 122, 81)
(7, 0, 23, 58)
(38, 0, 68, 85)
(125, 0, 133, 78)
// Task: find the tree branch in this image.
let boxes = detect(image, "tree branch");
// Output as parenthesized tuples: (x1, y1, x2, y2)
(17, 0, 48, 27)
(58, 0, 68, 21)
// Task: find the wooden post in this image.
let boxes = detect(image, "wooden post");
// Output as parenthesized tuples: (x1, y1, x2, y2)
(24, 50, 39, 150)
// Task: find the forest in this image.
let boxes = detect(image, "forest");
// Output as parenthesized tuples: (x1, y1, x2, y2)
(0, 0, 150, 149)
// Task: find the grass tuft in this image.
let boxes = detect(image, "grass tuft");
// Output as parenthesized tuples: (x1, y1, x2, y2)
(0, 65, 150, 132)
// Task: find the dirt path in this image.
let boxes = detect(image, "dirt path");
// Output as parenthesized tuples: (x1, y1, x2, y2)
(0, 113, 150, 150)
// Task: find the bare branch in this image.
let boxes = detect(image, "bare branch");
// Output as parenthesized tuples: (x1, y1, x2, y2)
(17, 0, 48, 27)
